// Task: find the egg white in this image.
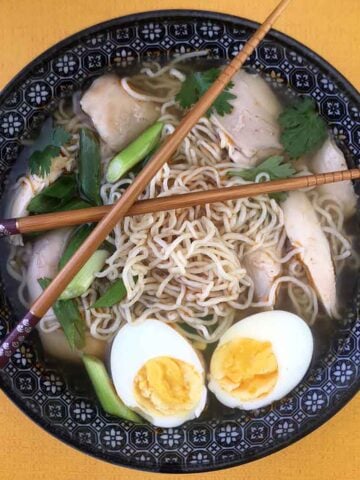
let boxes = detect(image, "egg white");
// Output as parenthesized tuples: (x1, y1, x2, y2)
(110, 319, 207, 427)
(208, 310, 314, 410)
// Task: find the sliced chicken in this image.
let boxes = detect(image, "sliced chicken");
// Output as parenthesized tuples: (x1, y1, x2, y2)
(6, 177, 35, 222)
(26, 228, 73, 305)
(39, 329, 107, 363)
(81, 74, 160, 153)
(6, 156, 71, 245)
(27, 229, 107, 362)
(244, 247, 281, 303)
(26, 228, 72, 330)
(311, 137, 357, 219)
(214, 71, 282, 165)
(282, 191, 337, 317)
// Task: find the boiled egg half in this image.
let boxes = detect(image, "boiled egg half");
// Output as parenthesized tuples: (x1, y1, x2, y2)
(208, 310, 313, 410)
(110, 319, 207, 427)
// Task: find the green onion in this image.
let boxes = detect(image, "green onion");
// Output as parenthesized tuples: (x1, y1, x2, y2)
(106, 122, 164, 183)
(58, 224, 95, 271)
(60, 249, 109, 300)
(56, 198, 92, 212)
(128, 149, 156, 176)
(39, 278, 85, 350)
(82, 354, 142, 423)
(27, 174, 77, 214)
(91, 278, 127, 308)
(79, 129, 102, 206)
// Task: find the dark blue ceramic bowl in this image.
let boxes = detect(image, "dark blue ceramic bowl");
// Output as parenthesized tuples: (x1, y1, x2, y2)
(0, 11, 359, 474)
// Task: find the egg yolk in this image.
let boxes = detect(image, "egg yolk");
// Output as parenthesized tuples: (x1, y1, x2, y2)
(210, 338, 278, 401)
(134, 356, 202, 416)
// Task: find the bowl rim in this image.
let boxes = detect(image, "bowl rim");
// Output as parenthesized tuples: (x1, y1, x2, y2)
(0, 9, 359, 474)
(1, 9, 359, 103)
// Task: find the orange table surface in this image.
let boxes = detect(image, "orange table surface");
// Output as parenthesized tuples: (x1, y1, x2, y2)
(0, 1, 359, 479)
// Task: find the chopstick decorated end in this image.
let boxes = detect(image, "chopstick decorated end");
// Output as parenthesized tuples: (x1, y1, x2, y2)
(0, 219, 18, 237)
(0, 0, 294, 368)
(0, 311, 40, 368)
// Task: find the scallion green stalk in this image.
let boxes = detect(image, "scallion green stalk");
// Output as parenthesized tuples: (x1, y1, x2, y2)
(82, 354, 142, 423)
(106, 121, 163, 183)
(60, 249, 109, 300)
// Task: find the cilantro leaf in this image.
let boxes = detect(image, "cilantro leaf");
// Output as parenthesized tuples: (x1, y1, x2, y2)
(175, 67, 236, 117)
(212, 90, 236, 116)
(228, 156, 296, 202)
(29, 126, 71, 178)
(176, 73, 200, 110)
(52, 126, 71, 147)
(228, 155, 296, 181)
(279, 98, 328, 158)
(29, 145, 60, 177)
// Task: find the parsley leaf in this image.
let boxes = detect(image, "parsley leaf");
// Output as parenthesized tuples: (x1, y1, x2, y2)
(228, 156, 296, 202)
(228, 155, 296, 181)
(279, 98, 328, 158)
(29, 126, 71, 177)
(175, 68, 236, 117)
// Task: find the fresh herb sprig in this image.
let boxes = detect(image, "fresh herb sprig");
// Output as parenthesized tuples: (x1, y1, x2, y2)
(29, 124, 71, 177)
(27, 126, 103, 215)
(228, 155, 296, 202)
(229, 155, 296, 182)
(176, 68, 236, 117)
(279, 98, 327, 158)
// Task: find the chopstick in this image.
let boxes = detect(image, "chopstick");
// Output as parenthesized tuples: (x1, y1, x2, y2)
(1, 168, 359, 237)
(0, 0, 292, 368)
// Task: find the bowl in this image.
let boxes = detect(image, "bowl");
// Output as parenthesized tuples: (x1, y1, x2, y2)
(0, 10, 359, 474)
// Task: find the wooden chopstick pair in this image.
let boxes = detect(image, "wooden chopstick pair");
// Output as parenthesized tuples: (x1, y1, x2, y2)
(1, 169, 359, 237)
(0, 0, 295, 367)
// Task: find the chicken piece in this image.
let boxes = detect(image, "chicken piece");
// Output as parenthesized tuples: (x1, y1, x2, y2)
(311, 137, 357, 219)
(6, 156, 71, 246)
(214, 71, 282, 165)
(27, 228, 107, 362)
(39, 329, 107, 363)
(244, 247, 281, 303)
(26, 228, 73, 304)
(80, 74, 160, 153)
(282, 191, 337, 317)
(6, 177, 35, 221)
